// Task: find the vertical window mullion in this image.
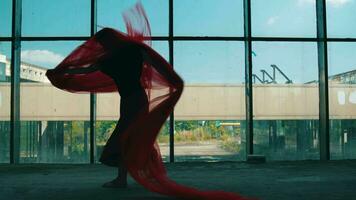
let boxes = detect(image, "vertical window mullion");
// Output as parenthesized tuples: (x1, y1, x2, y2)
(10, 0, 22, 164)
(169, 0, 174, 163)
(244, 0, 253, 157)
(90, 0, 97, 164)
(316, 0, 330, 160)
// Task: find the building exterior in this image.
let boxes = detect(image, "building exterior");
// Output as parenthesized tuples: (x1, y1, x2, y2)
(329, 69, 356, 84)
(0, 54, 49, 83)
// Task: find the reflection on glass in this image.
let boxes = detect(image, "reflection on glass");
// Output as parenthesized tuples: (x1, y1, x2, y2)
(22, 0, 90, 36)
(174, 41, 245, 161)
(174, 0, 243, 36)
(98, 0, 168, 36)
(19, 41, 90, 163)
(254, 120, 319, 160)
(0, 0, 12, 37)
(20, 121, 89, 163)
(328, 42, 356, 159)
(327, 0, 356, 38)
(0, 42, 11, 163)
(252, 0, 316, 37)
(252, 42, 319, 160)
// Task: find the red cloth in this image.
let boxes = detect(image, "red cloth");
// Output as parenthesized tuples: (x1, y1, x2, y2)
(46, 2, 249, 200)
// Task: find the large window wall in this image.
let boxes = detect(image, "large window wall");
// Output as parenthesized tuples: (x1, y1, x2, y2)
(1, 0, 355, 164)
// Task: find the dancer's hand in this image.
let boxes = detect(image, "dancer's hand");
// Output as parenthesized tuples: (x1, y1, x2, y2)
(61, 64, 101, 75)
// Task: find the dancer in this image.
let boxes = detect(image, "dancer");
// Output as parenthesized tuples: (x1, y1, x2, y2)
(58, 30, 147, 187)
(46, 2, 250, 200)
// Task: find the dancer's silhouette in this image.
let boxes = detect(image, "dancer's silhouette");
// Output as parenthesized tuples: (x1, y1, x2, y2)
(61, 29, 149, 187)
(46, 2, 249, 199)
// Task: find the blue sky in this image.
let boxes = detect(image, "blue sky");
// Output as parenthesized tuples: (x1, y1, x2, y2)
(0, 0, 356, 83)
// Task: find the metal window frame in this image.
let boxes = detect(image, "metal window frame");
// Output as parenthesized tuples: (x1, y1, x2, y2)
(90, 0, 97, 164)
(4, 0, 356, 164)
(244, 0, 253, 156)
(16, 36, 356, 42)
(169, 0, 175, 163)
(0, 38, 12, 41)
(10, 0, 22, 164)
(316, 0, 330, 160)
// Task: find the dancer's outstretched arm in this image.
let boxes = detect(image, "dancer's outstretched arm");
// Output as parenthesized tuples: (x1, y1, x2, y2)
(140, 44, 183, 89)
(61, 64, 101, 75)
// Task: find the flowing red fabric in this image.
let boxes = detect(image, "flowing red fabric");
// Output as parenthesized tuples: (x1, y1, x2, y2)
(46, 2, 249, 200)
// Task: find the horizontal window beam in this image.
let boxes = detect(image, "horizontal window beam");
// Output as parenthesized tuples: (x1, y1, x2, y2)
(327, 38, 356, 42)
(1, 36, 355, 42)
(20, 36, 90, 41)
(172, 36, 244, 41)
(0, 37, 12, 41)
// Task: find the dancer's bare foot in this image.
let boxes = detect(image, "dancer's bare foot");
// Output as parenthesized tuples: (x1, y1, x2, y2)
(102, 177, 127, 188)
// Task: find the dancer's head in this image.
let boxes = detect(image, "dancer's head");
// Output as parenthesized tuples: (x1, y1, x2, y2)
(95, 28, 131, 51)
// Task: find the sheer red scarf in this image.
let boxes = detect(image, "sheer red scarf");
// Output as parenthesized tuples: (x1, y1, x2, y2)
(46, 2, 249, 200)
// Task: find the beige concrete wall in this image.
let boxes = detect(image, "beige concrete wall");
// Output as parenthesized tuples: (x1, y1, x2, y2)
(329, 84, 356, 119)
(0, 83, 355, 120)
(0, 83, 90, 121)
(174, 84, 246, 120)
(0, 83, 10, 120)
(252, 84, 319, 120)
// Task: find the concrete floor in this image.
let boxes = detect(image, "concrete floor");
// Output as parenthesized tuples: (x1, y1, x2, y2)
(0, 160, 356, 200)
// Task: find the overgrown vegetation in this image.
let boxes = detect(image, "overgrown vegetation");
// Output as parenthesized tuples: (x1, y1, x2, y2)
(157, 120, 243, 153)
(95, 120, 243, 153)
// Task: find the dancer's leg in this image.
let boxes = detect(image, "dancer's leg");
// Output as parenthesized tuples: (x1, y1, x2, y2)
(117, 165, 128, 185)
(101, 119, 128, 188)
(102, 164, 128, 188)
(99, 120, 123, 167)
(101, 91, 148, 188)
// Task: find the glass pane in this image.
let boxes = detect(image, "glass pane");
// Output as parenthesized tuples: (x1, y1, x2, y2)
(252, 42, 319, 160)
(20, 41, 90, 163)
(174, 41, 245, 84)
(95, 41, 170, 163)
(174, 0, 244, 36)
(22, 0, 90, 36)
(327, 0, 356, 38)
(98, 0, 168, 36)
(157, 121, 169, 162)
(0, 0, 12, 37)
(153, 41, 169, 161)
(252, 0, 316, 37)
(0, 42, 11, 163)
(174, 41, 246, 161)
(328, 42, 356, 159)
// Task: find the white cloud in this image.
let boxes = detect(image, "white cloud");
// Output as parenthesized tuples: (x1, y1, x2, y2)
(21, 50, 64, 66)
(298, 0, 352, 7)
(298, 0, 315, 5)
(328, 0, 352, 7)
(267, 16, 279, 25)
